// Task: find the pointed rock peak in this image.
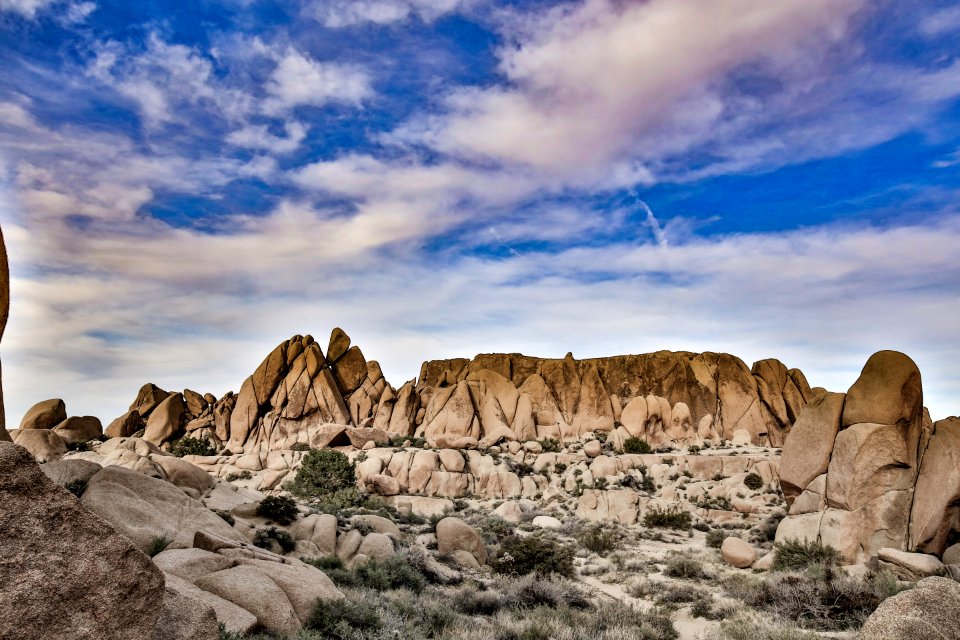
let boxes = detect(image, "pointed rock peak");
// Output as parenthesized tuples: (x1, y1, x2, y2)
(328, 327, 351, 363)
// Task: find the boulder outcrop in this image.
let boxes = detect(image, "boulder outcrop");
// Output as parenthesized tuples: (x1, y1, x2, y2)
(115, 330, 816, 453)
(0, 442, 165, 640)
(776, 350, 958, 564)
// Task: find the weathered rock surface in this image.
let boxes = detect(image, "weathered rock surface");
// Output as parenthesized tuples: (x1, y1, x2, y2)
(81, 464, 246, 552)
(13, 427, 67, 462)
(152, 585, 219, 640)
(777, 350, 959, 564)
(859, 576, 960, 640)
(721, 537, 757, 568)
(436, 517, 487, 565)
(877, 548, 945, 581)
(910, 416, 960, 555)
(19, 398, 67, 430)
(53, 415, 103, 445)
(0, 442, 165, 640)
(123, 331, 815, 451)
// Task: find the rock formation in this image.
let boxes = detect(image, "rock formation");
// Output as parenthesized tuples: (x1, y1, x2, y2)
(776, 350, 960, 564)
(103, 329, 816, 454)
(0, 442, 165, 640)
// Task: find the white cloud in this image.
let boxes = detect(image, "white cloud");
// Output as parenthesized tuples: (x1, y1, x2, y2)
(226, 121, 309, 155)
(305, 0, 470, 28)
(88, 34, 254, 127)
(391, 0, 862, 178)
(0, 0, 56, 18)
(262, 50, 373, 113)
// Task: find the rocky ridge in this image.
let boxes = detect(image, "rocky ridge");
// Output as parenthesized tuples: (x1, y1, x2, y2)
(58, 329, 817, 456)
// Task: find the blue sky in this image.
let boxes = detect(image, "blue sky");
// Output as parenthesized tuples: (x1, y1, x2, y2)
(1, 0, 959, 424)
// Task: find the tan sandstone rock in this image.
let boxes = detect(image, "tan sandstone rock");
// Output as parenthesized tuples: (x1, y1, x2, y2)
(436, 517, 487, 565)
(0, 442, 165, 640)
(13, 428, 67, 462)
(81, 465, 246, 552)
(19, 398, 67, 430)
(859, 576, 960, 640)
(720, 537, 757, 568)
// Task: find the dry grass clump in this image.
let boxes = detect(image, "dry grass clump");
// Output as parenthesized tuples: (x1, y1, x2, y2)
(702, 614, 824, 640)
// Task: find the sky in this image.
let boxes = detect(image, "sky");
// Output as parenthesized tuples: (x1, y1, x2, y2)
(0, 0, 959, 425)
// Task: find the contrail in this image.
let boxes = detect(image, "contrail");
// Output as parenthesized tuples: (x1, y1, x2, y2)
(629, 191, 668, 247)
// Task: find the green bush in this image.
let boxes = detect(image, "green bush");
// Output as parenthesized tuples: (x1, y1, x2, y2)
(290, 442, 311, 451)
(744, 473, 764, 490)
(307, 598, 382, 640)
(170, 436, 217, 457)
(65, 479, 87, 498)
(624, 437, 652, 454)
(492, 534, 575, 578)
(577, 524, 618, 556)
(664, 554, 711, 580)
(772, 540, 842, 571)
(255, 495, 299, 525)
(475, 515, 517, 544)
(706, 529, 728, 548)
(286, 448, 363, 511)
(306, 554, 427, 593)
(213, 509, 235, 526)
(354, 556, 427, 593)
(643, 505, 692, 530)
(148, 535, 172, 557)
(253, 526, 295, 553)
(224, 470, 252, 482)
(538, 439, 561, 453)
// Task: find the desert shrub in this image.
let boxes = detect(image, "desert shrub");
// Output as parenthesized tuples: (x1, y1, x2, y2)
(579, 602, 677, 640)
(744, 472, 764, 490)
(306, 554, 427, 593)
(706, 615, 823, 640)
(290, 442, 311, 451)
(224, 470, 252, 482)
(387, 434, 427, 448)
(65, 479, 87, 498)
(578, 524, 618, 556)
(253, 526, 295, 553)
(452, 586, 502, 615)
(255, 495, 299, 525)
(307, 597, 382, 640)
(170, 436, 216, 457)
(706, 528, 728, 548)
(475, 515, 517, 544)
(539, 438, 561, 453)
(624, 437, 652, 454)
(690, 595, 735, 620)
(772, 540, 842, 571)
(657, 582, 706, 604)
(353, 555, 427, 593)
(664, 553, 711, 580)
(501, 574, 590, 610)
(492, 533, 575, 578)
(213, 509, 235, 525)
(147, 535, 172, 557)
(305, 556, 356, 587)
(693, 493, 734, 511)
(287, 448, 356, 495)
(643, 505, 692, 529)
(688, 445, 701, 455)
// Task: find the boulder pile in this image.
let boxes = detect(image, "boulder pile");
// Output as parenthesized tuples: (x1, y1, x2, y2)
(776, 350, 960, 564)
(98, 330, 817, 455)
